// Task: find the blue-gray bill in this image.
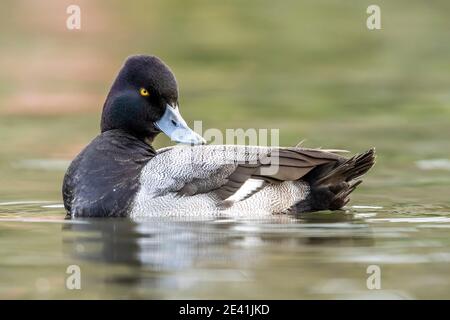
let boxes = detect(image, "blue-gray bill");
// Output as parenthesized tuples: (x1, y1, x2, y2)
(154, 104, 206, 145)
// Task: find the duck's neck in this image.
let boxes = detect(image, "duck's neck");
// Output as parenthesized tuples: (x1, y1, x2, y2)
(103, 129, 157, 156)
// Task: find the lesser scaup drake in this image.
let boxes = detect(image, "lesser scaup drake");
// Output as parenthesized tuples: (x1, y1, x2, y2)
(63, 55, 375, 218)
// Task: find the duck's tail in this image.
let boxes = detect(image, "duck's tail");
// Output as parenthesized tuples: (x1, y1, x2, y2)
(295, 148, 376, 212)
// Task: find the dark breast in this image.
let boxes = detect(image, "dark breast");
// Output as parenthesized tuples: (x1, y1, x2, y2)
(62, 130, 155, 217)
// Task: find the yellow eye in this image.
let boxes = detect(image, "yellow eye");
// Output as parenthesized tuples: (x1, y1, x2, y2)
(140, 88, 149, 96)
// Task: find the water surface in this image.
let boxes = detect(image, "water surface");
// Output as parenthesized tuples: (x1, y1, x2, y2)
(0, 195, 449, 299)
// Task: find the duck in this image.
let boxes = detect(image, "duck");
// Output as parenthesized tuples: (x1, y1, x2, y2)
(62, 55, 375, 218)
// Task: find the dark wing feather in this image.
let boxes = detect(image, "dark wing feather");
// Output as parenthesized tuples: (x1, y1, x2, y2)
(213, 147, 343, 201)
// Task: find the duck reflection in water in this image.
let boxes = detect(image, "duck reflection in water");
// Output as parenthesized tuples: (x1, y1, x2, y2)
(61, 212, 374, 293)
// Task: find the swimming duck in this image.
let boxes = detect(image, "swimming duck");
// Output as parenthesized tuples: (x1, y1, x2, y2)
(63, 55, 375, 218)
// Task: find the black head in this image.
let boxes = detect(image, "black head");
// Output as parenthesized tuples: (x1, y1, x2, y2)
(101, 55, 205, 145)
(101, 55, 178, 141)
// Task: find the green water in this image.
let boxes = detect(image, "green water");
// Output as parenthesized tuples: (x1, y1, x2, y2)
(0, 201, 449, 299)
(0, 0, 450, 299)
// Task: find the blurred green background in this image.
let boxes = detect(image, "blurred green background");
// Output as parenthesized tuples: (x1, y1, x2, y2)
(1, 0, 450, 300)
(0, 0, 449, 204)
